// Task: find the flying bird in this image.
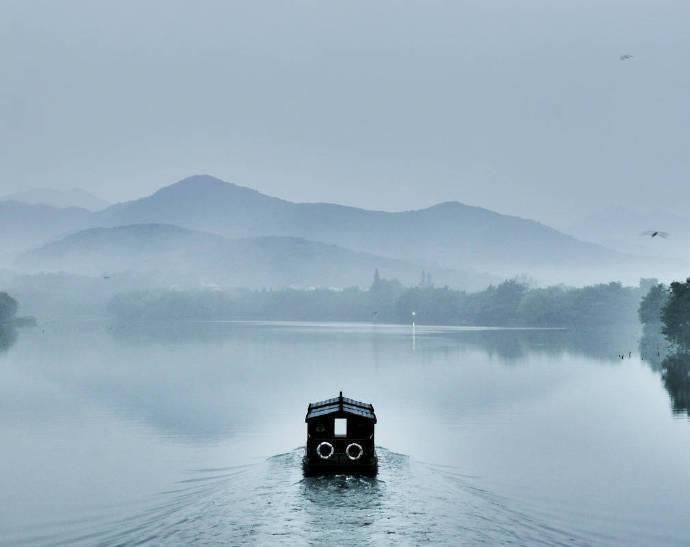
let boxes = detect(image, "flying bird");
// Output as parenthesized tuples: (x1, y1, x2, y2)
(641, 231, 669, 239)
(620, 54, 633, 61)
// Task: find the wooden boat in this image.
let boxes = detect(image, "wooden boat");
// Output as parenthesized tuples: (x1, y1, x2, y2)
(303, 392, 378, 475)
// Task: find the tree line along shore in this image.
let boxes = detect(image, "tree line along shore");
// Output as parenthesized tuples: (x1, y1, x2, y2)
(107, 275, 647, 327)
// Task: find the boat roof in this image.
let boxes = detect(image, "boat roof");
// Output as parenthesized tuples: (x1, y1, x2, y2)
(305, 392, 376, 422)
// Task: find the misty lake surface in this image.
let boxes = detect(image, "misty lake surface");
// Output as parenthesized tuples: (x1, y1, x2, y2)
(1, 321, 689, 546)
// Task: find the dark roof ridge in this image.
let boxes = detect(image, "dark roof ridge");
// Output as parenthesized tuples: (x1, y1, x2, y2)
(305, 393, 377, 422)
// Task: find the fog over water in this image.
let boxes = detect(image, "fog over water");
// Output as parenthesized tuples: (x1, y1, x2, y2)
(1, 321, 688, 545)
(2, 2, 690, 544)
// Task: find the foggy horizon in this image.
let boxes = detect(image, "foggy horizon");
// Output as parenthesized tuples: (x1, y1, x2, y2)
(2, 0, 689, 229)
(3, 3, 690, 545)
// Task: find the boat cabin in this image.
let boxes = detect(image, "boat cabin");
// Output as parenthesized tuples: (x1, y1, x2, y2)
(303, 392, 378, 475)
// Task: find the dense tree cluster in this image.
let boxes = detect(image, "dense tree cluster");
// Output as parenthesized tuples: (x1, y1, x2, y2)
(639, 278, 690, 348)
(639, 278, 690, 416)
(660, 278, 690, 347)
(638, 283, 669, 326)
(0, 292, 18, 323)
(108, 277, 642, 327)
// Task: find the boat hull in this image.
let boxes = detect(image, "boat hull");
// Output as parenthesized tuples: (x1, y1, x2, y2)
(302, 455, 378, 476)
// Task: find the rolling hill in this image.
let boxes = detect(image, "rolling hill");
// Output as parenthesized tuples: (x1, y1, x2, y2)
(21, 224, 490, 289)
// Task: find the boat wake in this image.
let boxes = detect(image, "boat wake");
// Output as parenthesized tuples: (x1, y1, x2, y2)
(4, 449, 592, 546)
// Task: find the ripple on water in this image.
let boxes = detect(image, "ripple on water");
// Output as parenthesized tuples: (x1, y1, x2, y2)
(5, 449, 596, 546)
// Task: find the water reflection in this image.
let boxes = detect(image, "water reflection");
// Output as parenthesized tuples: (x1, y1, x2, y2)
(12, 321, 651, 445)
(108, 320, 244, 346)
(639, 324, 690, 417)
(660, 353, 690, 417)
(109, 319, 642, 364)
(3, 321, 690, 545)
(429, 326, 641, 362)
(638, 324, 673, 371)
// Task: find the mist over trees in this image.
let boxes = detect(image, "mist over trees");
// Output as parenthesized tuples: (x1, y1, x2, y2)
(638, 283, 668, 327)
(660, 278, 690, 348)
(0, 292, 21, 352)
(0, 292, 18, 323)
(640, 277, 690, 347)
(108, 275, 642, 327)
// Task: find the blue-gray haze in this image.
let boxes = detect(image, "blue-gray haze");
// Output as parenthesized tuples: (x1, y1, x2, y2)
(1, 321, 689, 545)
(1, 0, 689, 229)
(3, 5, 690, 543)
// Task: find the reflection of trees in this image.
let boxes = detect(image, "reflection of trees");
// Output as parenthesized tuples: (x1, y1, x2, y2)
(108, 319, 240, 346)
(640, 323, 690, 417)
(111, 319, 645, 363)
(435, 325, 641, 363)
(660, 353, 690, 417)
(639, 324, 673, 371)
(0, 324, 18, 353)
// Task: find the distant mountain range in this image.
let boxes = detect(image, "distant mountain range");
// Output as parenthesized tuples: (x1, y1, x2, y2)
(1, 174, 668, 287)
(95, 175, 620, 267)
(20, 224, 488, 289)
(0, 188, 110, 210)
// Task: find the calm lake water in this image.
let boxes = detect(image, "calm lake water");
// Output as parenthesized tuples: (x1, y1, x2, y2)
(0, 321, 688, 546)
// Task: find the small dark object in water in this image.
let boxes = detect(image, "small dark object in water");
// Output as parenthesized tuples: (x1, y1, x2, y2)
(303, 392, 378, 476)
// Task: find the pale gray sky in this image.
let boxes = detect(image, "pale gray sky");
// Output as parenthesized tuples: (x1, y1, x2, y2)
(1, 0, 688, 228)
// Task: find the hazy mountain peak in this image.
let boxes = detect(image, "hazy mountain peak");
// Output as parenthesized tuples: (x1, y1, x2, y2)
(157, 174, 230, 192)
(426, 200, 464, 209)
(152, 174, 274, 202)
(420, 201, 479, 215)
